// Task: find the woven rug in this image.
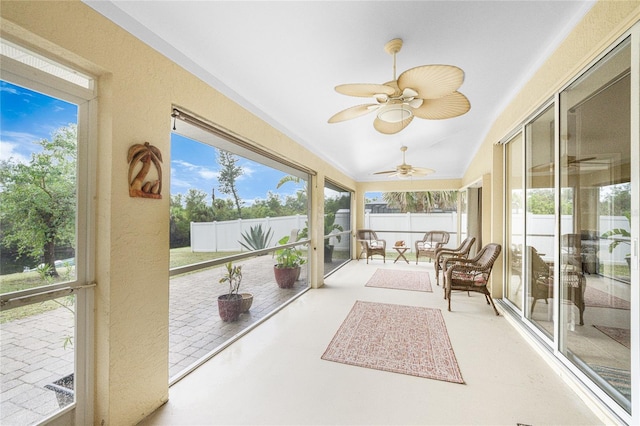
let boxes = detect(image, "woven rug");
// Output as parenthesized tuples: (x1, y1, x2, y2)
(593, 325, 631, 349)
(590, 365, 631, 401)
(365, 269, 432, 292)
(584, 287, 630, 310)
(321, 301, 464, 384)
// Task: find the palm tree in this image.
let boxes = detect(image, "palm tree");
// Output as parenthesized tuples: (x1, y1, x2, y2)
(383, 191, 457, 212)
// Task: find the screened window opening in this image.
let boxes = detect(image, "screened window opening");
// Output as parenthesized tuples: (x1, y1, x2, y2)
(168, 111, 311, 382)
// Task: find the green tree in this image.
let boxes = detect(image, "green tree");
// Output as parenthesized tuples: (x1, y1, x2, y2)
(184, 188, 214, 222)
(599, 183, 630, 217)
(217, 150, 244, 218)
(170, 194, 190, 248)
(0, 125, 77, 276)
(277, 175, 307, 215)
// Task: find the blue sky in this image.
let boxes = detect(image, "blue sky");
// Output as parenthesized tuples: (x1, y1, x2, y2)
(1, 80, 78, 164)
(1, 79, 305, 205)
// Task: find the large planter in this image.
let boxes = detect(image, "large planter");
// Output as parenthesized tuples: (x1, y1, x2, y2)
(45, 373, 74, 408)
(274, 265, 300, 288)
(324, 245, 334, 263)
(217, 294, 243, 322)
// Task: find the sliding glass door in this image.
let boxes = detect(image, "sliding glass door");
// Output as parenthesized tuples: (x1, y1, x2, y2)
(558, 37, 632, 411)
(503, 33, 635, 418)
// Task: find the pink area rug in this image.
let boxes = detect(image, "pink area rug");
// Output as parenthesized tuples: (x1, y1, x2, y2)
(593, 325, 631, 349)
(321, 301, 464, 384)
(365, 269, 432, 293)
(584, 287, 630, 310)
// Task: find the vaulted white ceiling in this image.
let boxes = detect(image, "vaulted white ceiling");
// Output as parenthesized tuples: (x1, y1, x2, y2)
(85, 1, 595, 182)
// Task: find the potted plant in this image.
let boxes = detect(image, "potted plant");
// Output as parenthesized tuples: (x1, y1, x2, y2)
(324, 212, 344, 263)
(274, 235, 306, 288)
(218, 262, 245, 321)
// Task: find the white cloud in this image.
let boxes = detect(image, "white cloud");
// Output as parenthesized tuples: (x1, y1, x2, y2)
(0, 85, 19, 95)
(0, 131, 42, 163)
(172, 159, 219, 180)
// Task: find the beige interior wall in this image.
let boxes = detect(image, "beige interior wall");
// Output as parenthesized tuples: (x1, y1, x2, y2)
(0, 1, 355, 424)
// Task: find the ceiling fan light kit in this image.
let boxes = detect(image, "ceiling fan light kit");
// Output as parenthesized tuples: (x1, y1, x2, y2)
(329, 38, 470, 134)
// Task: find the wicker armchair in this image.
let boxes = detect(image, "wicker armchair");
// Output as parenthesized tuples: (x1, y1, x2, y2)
(434, 237, 476, 286)
(443, 243, 502, 315)
(528, 246, 585, 325)
(356, 229, 386, 264)
(415, 231, 450, 264)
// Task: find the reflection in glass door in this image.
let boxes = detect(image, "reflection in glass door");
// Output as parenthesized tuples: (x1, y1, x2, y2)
(524, 105, 555, 339)
(559, 37, 631, 411)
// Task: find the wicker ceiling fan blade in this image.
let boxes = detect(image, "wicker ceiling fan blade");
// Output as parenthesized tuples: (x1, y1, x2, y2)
(335, 83, 396, 98)
(397, 65, 465, 99)
(373, 115, 413, 134)
(411, 167, 435, 175)
(328, 104, 378, 123)
(373, 169, 397, 175)
(411, 91, 470, 120)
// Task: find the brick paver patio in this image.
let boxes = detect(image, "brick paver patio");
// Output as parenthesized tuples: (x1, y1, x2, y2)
(1, 254, 347, 425)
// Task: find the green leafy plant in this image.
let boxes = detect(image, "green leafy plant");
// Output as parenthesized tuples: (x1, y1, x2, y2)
(601, 228, 631, 255)
(274, 236, 306, 268)
(218, 261, 243, 297)
(239, 224, 273, 251)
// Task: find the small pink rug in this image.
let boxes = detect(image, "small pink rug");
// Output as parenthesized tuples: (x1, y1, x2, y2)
(584, 287, 630, 310)
(593, 325, 631, 349)
(321, 301, 464, 384)
(365, 269, 432, 292)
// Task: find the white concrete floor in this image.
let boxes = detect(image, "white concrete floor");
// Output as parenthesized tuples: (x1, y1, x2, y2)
(141, 260, 604, 425)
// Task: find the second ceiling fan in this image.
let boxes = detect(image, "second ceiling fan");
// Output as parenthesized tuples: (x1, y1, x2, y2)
(374, 146, 434, 179)
(328, 38, 471, 134)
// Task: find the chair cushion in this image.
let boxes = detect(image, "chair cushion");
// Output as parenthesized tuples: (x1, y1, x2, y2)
(451, 271, 487, 286)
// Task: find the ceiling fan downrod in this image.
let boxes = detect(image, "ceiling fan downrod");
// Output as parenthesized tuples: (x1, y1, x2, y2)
(384, 38, 403, 81)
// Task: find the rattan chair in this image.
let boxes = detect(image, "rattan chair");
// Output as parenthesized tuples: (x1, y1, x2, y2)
(356, 229, 386, 264)
(443, 243, 502, 315)
(434, 236, 476, 286)
(415, 231, 450, 264)
(528, 246, 585, 325)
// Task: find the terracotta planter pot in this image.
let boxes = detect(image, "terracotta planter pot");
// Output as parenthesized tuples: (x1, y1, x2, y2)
(217, 294, 243, 322)
(274, 265, 300, 288)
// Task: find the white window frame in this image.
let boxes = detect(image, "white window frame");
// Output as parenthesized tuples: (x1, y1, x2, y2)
(0, 42, 97, 426)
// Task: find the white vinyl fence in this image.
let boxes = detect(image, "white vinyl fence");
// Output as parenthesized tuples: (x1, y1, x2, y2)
(190, 212, 630, 264)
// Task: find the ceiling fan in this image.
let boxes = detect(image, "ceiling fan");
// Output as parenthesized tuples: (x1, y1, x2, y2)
(374, 146, 434, 179)
(529, 155, 605, 173)
(328, 38, 470, 134)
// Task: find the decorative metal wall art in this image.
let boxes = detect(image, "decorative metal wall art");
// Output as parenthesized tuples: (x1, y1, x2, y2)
(127, 142, 162, 199)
